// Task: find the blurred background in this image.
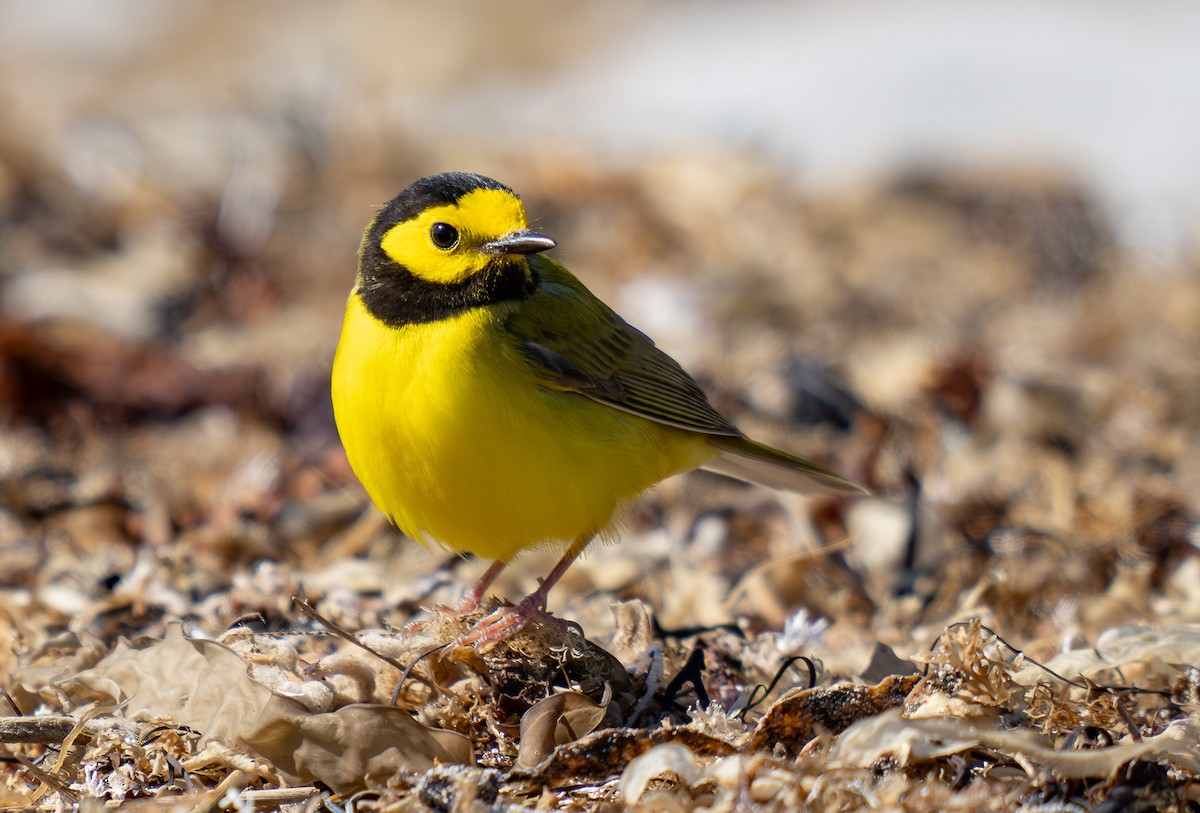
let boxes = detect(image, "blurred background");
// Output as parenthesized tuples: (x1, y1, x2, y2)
(5, 4, 1200, 804)
(2, 0, 1199, 650)
(6, 0, 1200, 252)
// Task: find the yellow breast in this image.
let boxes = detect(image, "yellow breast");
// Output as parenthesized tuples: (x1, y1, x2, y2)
(331, 294, 712, 561)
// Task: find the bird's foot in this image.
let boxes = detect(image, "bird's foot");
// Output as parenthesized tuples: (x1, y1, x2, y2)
(402, 561, 507, 633)
(402, 593, 483, 635)
(452, 597, 580, 649)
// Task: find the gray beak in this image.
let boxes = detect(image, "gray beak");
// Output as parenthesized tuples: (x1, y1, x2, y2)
(480, 229, 557, 256)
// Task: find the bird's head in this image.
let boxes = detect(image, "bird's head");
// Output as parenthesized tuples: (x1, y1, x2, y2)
(355, 173, 555, 326)
(374, 172, 555, 283)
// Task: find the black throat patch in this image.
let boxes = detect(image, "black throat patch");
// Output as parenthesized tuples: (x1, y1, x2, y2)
(357, 241, 539, 327)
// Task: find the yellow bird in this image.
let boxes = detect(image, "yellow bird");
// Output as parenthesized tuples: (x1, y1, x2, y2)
(331, 172, 864, 643)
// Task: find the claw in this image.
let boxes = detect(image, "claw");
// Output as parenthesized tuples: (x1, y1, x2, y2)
(452, 598, 547, 647)
(452, 598, 587, 649)
(414, 534, 594, 648)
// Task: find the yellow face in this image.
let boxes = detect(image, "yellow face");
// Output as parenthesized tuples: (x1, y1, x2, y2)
(354, 172, 556, 328)
(378, 187, 530, 285)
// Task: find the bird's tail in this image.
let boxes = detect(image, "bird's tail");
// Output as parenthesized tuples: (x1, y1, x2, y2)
(703, 435, 867, 496)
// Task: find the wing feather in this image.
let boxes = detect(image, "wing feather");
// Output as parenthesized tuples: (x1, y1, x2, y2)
(506, 257, 739, 436)
(508, 257, 869, 496)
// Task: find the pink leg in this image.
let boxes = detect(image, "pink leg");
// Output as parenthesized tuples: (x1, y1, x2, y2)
(403, 559, 508, 633)
(453, 559, 508, 613)
(454, 534, 591, 647)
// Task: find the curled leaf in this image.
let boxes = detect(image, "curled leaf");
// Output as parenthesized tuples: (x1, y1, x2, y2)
(515, 688, 609, 770)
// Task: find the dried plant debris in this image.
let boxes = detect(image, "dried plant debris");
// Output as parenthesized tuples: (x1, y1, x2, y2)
(746, 674, 921, 758)
(2, 69, 1199, 808)
(4, 613, 1199, 809)
(20, 625, 471, 793)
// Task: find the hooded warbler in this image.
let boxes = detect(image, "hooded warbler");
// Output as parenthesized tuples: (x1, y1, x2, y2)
(331, 172, 864, 643)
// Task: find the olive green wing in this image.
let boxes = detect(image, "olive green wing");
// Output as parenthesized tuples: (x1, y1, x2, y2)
(507, 256, 739, 436)
(508, 257, 867, 496)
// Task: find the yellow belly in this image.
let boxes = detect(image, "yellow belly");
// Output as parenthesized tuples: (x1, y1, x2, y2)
(331, 295, 713, 562)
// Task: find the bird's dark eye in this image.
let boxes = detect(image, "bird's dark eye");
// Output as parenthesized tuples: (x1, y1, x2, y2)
(430, 222, 459, 249)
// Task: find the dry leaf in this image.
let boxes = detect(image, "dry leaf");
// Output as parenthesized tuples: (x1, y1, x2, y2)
(56, 624, 470, 792)
(510, 726, 736, 784)
(515, 689, 609, 770)
(830, 708, 1200, 778)
(1018, 623, 1200, 688)
(747, 674, 919, 757)
(619, 743, 702, 806)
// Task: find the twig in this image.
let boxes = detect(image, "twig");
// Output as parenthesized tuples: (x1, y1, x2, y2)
(6, 748, 79, 805)
(0, 716, 85, 745)
(191, 768, 248, 813)
(294, 595, 447, 705)
(293, 596, 437, 685)
(391, 643, 451, 707)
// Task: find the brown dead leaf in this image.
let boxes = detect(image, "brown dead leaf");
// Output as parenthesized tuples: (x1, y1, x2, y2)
(746, 674, 920, 757)
(55, 624, 470, 792)
(252, 703, 472, 792)
(510, 725, 736, 784)
(9, 629, 108, 713)
(515, 689, 609, 770)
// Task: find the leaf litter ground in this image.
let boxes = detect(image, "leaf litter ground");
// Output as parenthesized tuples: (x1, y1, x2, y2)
(2, 139, 1200, 810)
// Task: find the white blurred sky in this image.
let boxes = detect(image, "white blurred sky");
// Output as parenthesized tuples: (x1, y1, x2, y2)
(2, 0, 1198, 261)
(502, 0, 1200, 263)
